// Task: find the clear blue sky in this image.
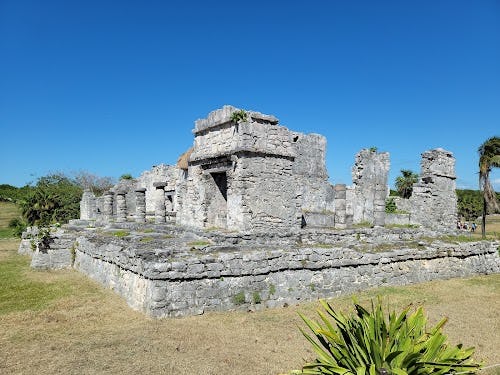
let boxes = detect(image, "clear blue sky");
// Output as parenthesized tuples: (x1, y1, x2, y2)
(1, 0, 499, 190)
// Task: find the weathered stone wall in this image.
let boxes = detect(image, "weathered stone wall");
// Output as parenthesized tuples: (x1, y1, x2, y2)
(293, 133, 335, 214)
(350, 149, 390, 226)
(237, 155, 300, 231)
(398, 149, 457, 231)
(73, 232, 500, 318)
(30, 229, 75, 270)
(178, 106, 311, 232)
(136, 164, 180, 214)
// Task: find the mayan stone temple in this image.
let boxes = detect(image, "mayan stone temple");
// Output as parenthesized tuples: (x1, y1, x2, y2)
(20, 106, 500, 317)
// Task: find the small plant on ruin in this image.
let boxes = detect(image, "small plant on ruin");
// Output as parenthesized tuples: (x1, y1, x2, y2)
(30, 227, 54, 252)
(232, 291, 246, 305)
(269, 284, 276, 296)
(294, 298, 481, 375)
(252, 291, 262, 304)
(119, 173, 133, 180)
(385, 198, 397, 213)
(230, 109, 248, 123)
(369, 146, 378, 152)
(113, 230, 129, 238)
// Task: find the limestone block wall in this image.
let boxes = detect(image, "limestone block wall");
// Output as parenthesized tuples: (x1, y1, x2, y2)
(397, 149, 458, 231)
(237, 155, 301, 231)
(190, 116, 295, 163)
(176, 165, 207, 228)
(350, 149, 390, 225)
(29, 230, 75, 270)
(292, 133, 335, 214)
(73, 234, 500, 318)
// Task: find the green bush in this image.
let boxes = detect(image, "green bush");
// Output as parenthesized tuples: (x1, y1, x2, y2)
(232, 291, 246, 305)
(385, 198, 397, 213)
(230, 109, 248, 123)
(8, 217, 27, 237)
(119, 173, 133, 180)
(20, 174, 82, 226)
(295, 298, 480, 375)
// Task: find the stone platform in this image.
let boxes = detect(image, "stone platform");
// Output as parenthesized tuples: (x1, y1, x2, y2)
(22, 221, 500, 318)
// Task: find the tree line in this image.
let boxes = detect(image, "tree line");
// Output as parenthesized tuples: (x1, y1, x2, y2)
(1, 172, 119, 236)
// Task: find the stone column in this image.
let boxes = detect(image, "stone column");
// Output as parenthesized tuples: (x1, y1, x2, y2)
(115, 191, 127, 223)
(153, 182, 167, 224)
(135, 188, 147, 223)
(334, 184, 347, 229)
(80, 190, 97, 220)
(373, 187, 386, 227)
(103, 191, 114, 221)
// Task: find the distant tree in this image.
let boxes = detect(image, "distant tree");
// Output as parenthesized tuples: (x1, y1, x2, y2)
(395, 169, 419, 199)
(0, 184, 33, 202)
(478, 136, 500, 238)
(456, 189, 483, 221)
(20, 173, 82, 226)
(73, 171, 115, 196)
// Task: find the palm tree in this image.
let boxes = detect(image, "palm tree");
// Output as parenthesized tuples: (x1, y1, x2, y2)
(478, 136, 500, 238)
(395, 169, 419, 199)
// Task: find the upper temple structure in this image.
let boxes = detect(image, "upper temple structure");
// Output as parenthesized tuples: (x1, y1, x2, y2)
(80, 105, 457, 233)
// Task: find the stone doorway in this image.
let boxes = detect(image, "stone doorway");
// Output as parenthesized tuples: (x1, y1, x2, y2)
(206, 171, 228, 228)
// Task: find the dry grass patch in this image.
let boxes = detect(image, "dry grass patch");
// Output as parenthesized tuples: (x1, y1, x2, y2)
(0, 240, 499, 375)
(470, 215, 500, 240)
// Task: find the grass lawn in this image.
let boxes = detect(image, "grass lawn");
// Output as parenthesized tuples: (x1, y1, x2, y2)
(0, 201, 21, 239)
(0, 239, 499, 375)
(470, 215, 500, 240)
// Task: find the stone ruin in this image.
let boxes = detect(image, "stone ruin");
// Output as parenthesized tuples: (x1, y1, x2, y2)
(79, 106, 456, 232)
(21, 106, 500, 318)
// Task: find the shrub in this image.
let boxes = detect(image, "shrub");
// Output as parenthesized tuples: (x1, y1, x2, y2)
(252, 291, 262, 304)
(20, 174, 82, 226)
(385, 198, 397, 213)
(8, 217, 27, 237)
(295, 298, 480, 375)
(232, 291, 246, 305)
(230, 109, 248, 123)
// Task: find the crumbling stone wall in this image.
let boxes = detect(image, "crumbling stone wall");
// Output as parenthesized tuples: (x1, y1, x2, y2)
(397, 148, 457, 231)
(350, 149, 390, 226)
(77, 107, 459, 234)
(177, 106, 307, 232)
(71, 229, 500, 318)
(136, 164, 179, 214)
(293, 133, 335, 215)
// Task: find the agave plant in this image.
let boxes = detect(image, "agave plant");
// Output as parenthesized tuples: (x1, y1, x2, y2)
(295, 298, 481, 375)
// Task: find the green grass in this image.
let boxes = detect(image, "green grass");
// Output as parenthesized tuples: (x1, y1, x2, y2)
(0, 201, 21, 239)
(0, 253, 73, 314)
